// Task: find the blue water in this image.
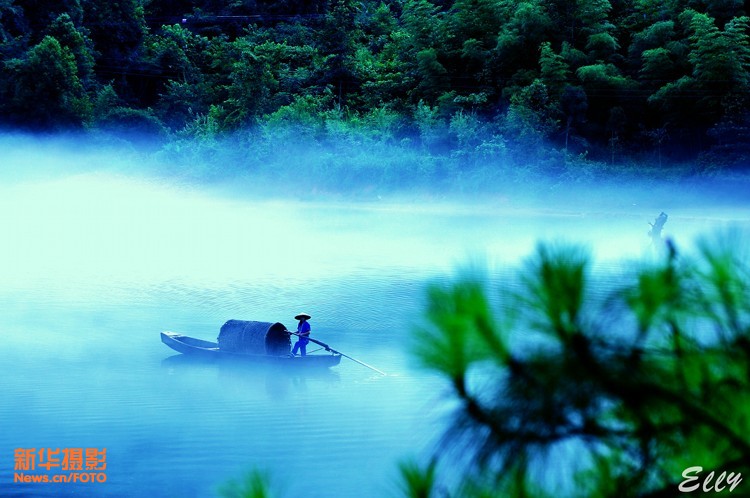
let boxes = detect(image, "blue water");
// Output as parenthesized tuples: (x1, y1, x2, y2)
(1, 172, 745, 497)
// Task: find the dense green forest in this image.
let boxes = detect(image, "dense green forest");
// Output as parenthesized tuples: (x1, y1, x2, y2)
(1, 0, 749, 186)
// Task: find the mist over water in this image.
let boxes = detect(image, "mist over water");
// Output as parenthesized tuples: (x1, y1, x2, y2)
(1, 135, 749, 496)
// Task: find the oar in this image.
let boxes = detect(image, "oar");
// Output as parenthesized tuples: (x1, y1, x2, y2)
(287, 330, 387, 376)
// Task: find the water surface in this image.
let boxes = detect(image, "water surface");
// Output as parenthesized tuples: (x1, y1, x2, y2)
(1, 173, 746, 496)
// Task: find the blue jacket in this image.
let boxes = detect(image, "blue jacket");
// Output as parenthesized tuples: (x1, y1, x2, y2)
(297, 321, 311, 340)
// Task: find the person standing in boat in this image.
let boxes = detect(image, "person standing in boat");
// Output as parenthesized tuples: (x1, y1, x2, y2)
(291, 313, 311, 356)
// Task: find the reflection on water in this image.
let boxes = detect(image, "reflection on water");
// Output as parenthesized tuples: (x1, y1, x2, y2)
(1, 173, 748, 496)
(161, 354, 342, 401)
(0, 306, 441, 498)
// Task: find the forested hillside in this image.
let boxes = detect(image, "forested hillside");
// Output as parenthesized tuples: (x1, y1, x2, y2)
(1, 0, 749, 183)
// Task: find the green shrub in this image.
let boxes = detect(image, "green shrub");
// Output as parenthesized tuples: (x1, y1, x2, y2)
(410, 231, 750, 496)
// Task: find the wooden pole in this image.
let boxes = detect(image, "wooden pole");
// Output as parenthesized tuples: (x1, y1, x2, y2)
(648, 212, 668, 246)
(287, 330, 387, 376)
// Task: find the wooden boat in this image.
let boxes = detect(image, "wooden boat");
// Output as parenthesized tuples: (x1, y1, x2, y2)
(161, 320, 342, 369)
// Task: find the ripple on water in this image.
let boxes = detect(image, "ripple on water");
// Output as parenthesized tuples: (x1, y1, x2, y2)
(3, 174, 748, 496)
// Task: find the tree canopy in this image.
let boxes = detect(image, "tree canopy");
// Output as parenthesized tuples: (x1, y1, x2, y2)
(1, 0, 749, 179)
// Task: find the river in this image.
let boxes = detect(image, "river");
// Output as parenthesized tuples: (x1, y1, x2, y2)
(0, 172, 745, 497)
